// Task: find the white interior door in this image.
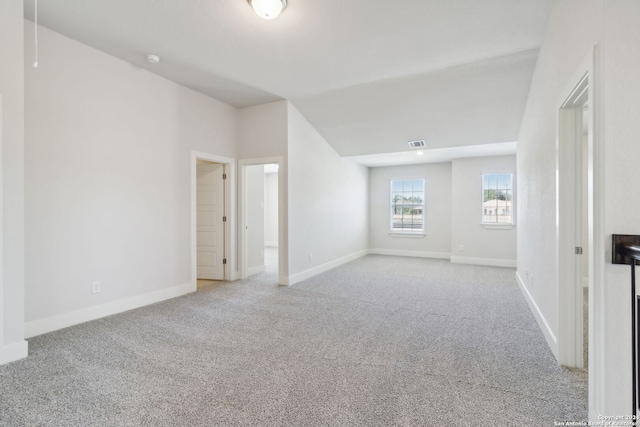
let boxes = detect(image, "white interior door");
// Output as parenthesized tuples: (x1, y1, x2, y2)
(197, 162, 225, 280)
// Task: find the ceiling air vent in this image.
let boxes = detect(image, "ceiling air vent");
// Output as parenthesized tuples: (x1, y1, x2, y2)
(408, 140, 426, 148)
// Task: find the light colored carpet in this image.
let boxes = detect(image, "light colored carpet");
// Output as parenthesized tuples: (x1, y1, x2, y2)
(0, 255, 587, 426)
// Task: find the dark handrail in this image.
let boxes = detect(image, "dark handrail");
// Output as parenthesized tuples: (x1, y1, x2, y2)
(621, 244, 640, 425)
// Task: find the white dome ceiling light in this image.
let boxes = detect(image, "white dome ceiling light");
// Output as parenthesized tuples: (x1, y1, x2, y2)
(248, 0, 287, 20)
(146, 54, 161, 64)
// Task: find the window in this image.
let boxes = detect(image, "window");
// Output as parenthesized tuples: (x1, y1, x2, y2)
(482, 174, 513, 224)
(390, 179, 425, 232)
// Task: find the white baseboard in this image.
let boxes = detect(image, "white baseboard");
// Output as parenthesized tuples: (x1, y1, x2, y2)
(367, 248, 451, 259)
(247, 265, 266, 277)
(450, 256, 517, 268)
(25, 282, 196, 339)
(288, 249, 368, 286)
(590, 409, 603, 425)
(265, 241, 278, 248)
(515, 271, 558, 359)
(278, 275, 289, 286)
(0, 340, 28, 365)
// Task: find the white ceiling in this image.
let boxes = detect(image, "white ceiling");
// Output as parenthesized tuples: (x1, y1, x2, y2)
(23, 0, 555, 164)
(345, 142, 518, 167)
(291, 50, 537, 158)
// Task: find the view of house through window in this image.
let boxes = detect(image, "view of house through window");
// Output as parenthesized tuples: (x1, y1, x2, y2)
(482, 174, 513, 224)
(390, 179, 425, 232)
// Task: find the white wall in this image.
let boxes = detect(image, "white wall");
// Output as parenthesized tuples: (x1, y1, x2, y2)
(517, 0, 640, 416)
(287, 104, 368, 284)
(245, 165, 265, 275)
(369, 163, 452, 258)
(0, 0, 28, 365)
(451, 155, 516, 267)
(517, 0, 603, 363)
(517, 0, 603, 360)
(238, 101, 289, 280)
(238, 101, 288, 160)
(602, 0, 640, 415)
(24, 22, 238, 335)
(264, 172, 279, 246)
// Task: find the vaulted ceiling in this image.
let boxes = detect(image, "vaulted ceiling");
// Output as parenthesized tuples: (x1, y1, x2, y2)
(23, 0, 555, 164)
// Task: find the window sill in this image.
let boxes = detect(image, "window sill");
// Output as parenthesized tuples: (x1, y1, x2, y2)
(481, 223, 515, 230)
(389, 232, 426, 238)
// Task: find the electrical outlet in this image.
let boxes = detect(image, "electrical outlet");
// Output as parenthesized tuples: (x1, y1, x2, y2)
(92, 281, 101, 294)
(308, 254, 313, 262)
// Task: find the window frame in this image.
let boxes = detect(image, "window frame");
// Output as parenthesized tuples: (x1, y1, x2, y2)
(389, 178, 426, 235)
(481, 173, 515, 228)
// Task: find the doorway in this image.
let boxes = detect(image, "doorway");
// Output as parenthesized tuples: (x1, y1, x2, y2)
(191, 151, 236, 288)
(558, 72, 590, 369)
(556, 47, 604, 421)
(263, 164, 279, 274)
(196, 160, 225, 282)
(239, 158, 282, 283)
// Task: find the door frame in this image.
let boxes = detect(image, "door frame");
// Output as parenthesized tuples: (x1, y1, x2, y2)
(557, 71, 588, 369)
(556, 47, 604, 418)
(191, 151, 236, 286)
(238, 156, 286, 285)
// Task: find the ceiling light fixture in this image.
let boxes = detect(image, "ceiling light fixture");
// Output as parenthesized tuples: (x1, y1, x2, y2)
(146, 54, 161, 64)
(248, 0, 287, 20)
